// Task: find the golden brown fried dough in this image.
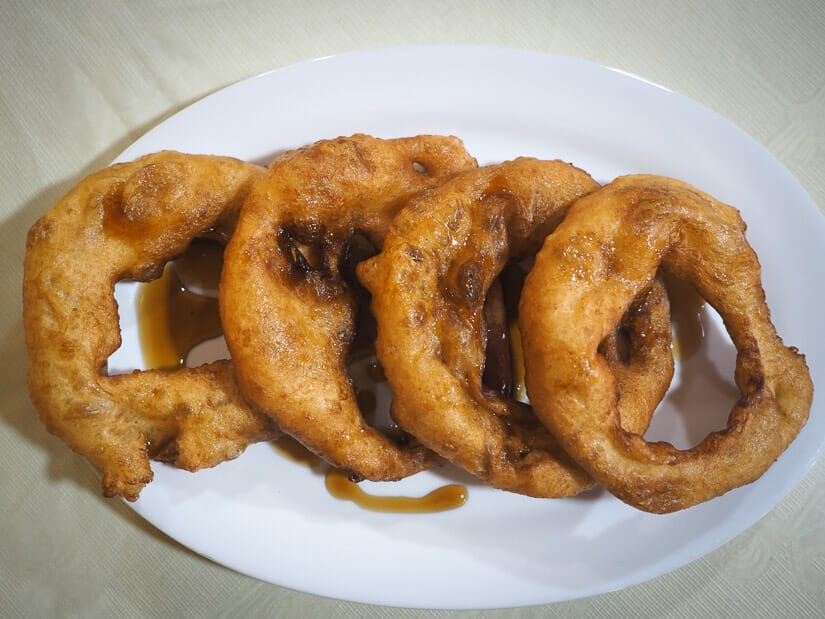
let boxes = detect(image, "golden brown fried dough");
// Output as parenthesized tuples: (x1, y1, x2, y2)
(520, 175, 813, 513)
(220, 134, 477, 481)
(24, 152, 279, 500)
(358, 159, 674, 497)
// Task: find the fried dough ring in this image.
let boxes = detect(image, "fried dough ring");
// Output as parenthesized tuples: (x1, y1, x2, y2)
(520, 175, 813, 513)
(24, 152, 279, 500)
(220, 134, 477, 481)
(358, 159, 674, 497)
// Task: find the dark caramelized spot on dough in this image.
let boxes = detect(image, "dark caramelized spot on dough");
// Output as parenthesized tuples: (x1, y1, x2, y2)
(445, 260, 483, 307)
(615, 325, 632, 364)
(278, 227, 314, 276)
(277, 222, 329, 274)
(276, 223, 350, 301)
(504, 445, 532, 463)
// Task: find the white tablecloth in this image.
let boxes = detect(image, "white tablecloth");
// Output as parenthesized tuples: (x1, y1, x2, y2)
(2, 2, 823, 616)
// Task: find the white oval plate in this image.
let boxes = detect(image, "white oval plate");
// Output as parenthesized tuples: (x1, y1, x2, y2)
(108, 46, 824, 609)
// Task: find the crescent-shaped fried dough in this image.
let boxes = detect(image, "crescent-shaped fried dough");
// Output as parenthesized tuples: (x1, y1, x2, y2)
(24, 152, 279, 500)
(358, 159, 674, 497)
(220, 134, 477, 481)
(520, 175, 813, 513)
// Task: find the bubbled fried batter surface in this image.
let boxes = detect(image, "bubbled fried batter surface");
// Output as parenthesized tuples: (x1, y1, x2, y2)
(23, 152, 279, 501)
(220, 134, 477, 481)
(520, 175, 813, 513)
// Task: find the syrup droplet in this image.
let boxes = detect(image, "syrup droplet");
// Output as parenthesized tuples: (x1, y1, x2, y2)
(325, 468, 467, 513)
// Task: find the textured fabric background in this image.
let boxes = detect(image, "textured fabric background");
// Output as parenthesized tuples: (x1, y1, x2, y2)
(2, 1, 823, 616)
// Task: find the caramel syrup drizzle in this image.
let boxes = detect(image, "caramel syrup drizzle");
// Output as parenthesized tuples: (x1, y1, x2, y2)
(325, 468, 467, 513)
(272, 439, 467, 513)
